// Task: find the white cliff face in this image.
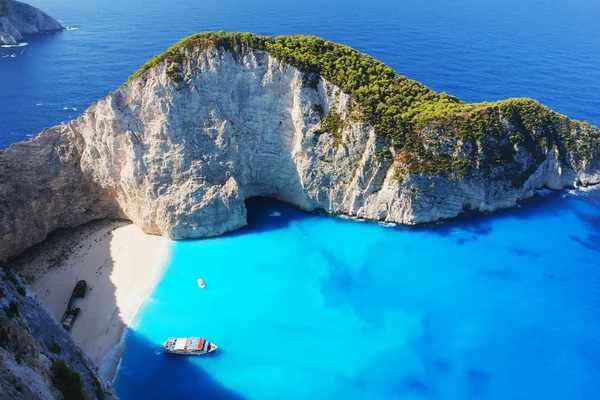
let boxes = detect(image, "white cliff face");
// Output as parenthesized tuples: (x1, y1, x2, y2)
(1, 46, 599, 261)
(0, 0, 62, 45)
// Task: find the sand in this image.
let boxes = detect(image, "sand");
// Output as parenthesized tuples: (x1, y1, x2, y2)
(11, 220, 170, 381)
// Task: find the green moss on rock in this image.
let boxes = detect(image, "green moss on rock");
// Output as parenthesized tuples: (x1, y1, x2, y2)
(51, 359, 84, 400)
(125, 32, 600, 185)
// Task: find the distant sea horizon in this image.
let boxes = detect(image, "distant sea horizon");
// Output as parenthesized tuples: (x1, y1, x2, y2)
(2, 0, 600, 399)
(1, 0, 599, 149)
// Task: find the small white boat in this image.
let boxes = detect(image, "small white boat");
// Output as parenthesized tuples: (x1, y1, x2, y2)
(197, 278, 205, 288)
(163, 337, 218, 355)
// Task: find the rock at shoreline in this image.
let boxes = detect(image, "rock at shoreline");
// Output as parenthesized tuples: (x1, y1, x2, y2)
(0, 0, 62, 45)
(0, 267, 116, 399)
(1, 32, 599, 262)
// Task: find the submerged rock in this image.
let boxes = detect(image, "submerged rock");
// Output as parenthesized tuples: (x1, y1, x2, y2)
(1, 32, 599, 262)
(0, 0, 62, 45)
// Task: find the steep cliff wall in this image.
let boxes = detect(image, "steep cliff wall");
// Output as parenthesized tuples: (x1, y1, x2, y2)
(0, 0, 62, 45)
(0, 267, 115, 399)
(1, 33, 599, 262)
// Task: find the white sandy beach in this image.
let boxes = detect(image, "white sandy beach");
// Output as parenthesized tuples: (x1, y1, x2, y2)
(13, 220, 170, 381)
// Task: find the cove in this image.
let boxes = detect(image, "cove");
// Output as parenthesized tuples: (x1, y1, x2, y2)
(114, 193, 600, 400)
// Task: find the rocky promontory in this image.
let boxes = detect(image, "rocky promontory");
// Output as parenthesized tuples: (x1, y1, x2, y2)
(0, 0, 62, 45)
(1, 32, 600, 262)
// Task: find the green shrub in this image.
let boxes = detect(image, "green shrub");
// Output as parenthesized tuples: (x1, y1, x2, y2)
(3, 301, 19, 318)
(51, 360, 84, 400)
(311, 104, 324, 115)
(166, 65, 183, 83)
(125, 32, 600, 184)
(50, 341, 61, 354)
(314, 111, 343, 139)
(76, 350, 105, 400)
(0, 326, 8, 348)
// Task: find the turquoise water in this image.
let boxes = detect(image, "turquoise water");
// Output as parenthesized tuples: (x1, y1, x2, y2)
(2, 0, 600, 397)
(114, 194, 600, 399)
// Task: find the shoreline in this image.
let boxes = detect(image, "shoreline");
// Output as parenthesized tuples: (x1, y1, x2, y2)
(11, 219, 170, 381)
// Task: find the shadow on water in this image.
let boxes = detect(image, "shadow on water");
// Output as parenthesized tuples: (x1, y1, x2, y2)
(194, 197, 318, 241)
(9, 220, 245, 400)
(231, 189, 597, 243)
(114, 331, 246, 400)
(243, 189, 576, 238)
(244, 197, 316, 232)
(411, 189, 580, 237)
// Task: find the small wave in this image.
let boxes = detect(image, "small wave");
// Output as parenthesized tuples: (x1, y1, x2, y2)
(36, 103, 43, 106)
(579, 185, 600, 193)
(1, 42, 28, 48)
(65, 27, 80, 31)
(378, 221, 397, 228)
(270, 211, 282, 217)
(62, 106, 77, 111)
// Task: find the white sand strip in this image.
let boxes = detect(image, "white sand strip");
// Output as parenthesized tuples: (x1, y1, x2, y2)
(15, 221, 169, 381)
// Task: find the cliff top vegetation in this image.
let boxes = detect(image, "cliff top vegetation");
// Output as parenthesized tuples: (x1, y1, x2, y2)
(126, 32, 600, 184)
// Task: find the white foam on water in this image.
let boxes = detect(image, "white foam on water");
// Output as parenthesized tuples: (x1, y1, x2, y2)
(270, 211, 282, 217)
(1, 42, 28, 48)
(101, 327, 128, 383)
(579, 184, 600, 193)
(66, 27, 80, 31)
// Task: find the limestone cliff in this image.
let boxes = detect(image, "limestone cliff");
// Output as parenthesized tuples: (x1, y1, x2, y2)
(0, 267, 115, 399)
(0, 0, 62, 45)
(1, 32, 599, 262)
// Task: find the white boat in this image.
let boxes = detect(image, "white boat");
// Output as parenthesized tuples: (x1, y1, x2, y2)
(163, 337, 218, 355)
(197, 278, 205, 288)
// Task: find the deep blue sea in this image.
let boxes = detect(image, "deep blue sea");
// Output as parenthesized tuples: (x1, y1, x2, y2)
(2, 0, 600, 399)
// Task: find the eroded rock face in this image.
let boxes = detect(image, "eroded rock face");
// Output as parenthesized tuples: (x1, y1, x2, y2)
(1, 46, 599, 261)
(0, 268, 115, 399)
(0, 0, 62, 45)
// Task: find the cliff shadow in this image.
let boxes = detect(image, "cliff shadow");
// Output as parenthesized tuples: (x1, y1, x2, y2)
(114, 330, 245, 400)
(412, 189, 569, 239)
(8, 219, 245, 399)
(242, 196, 317, 234)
